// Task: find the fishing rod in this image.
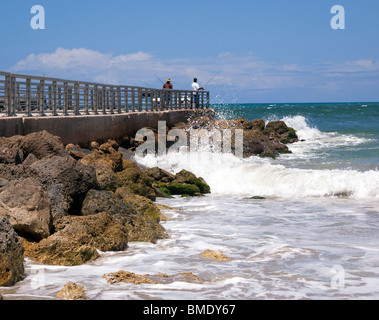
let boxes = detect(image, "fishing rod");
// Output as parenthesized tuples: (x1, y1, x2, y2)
(204, 70, 221, 87)
(154, 74, 164, 85)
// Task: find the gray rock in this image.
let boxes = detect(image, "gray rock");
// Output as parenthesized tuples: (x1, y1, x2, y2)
(0, 136, 24, 165)
(0, 164, 28, 181)
(0, 216, 24, 287)
(46, 184, 71, 221)
(0, 178, 52, 241)
(81, 189, 136, 223)
(0, 178, 9, 193)
(30, 155, 98, 215)
(20, 130, 66, 160)
(22, 153, 39, 167)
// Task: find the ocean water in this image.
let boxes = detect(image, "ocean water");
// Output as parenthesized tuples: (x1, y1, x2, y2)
(3, 103, 379, 300)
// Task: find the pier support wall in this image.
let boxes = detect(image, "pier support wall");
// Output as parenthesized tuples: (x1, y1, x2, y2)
(0, 109, 214, 146)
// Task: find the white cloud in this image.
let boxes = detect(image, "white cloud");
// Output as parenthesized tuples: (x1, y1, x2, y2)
(11, 47, 302, 89)
(10, 47, 379, 102)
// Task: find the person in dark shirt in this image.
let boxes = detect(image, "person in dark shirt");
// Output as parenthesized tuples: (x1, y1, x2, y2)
(163, 78, 173, 108)
(163, 78, 173, 89)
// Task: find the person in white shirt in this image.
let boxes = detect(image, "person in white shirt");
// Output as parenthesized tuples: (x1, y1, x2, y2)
(191, 78, 204, 108)
(191, 78, 204, 91)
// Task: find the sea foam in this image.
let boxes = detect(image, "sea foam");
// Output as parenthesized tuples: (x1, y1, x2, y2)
(137, 150, 379, 199)
(136, 114, 378, 200)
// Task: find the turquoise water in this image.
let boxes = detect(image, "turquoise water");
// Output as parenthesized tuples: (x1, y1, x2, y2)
(214, 103, 379, 171)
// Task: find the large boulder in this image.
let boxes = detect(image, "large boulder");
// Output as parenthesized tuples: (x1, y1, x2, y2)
(148, 169, 211, 197)
(114, 187, 168, 243)
(65, 144, 89, 161)
(23, 212, 128, 266)
(264, 121, 290, 135)
(0, 131, 66, 166)
(264, 121, 299, 144)
(83, 160, 122, 192)
(172, 169, 211, 194)
(0, 216, 24, 287)
(0, 178, 52, 241)
(46, 184, 71, 221)
(29, 155, 98, 216)
(115, 187, 161, 222)
(251, 119, 266, 131)
(169, 117, 297, 158)
(81, 189, 136, 219)
(242, 129, 291, 158)
(20, 131, 66, 160)
(80, 141, 132, 192)
(116, 160, 156, 201)
(0, 136, 24, 165)
(0, 163, 28, 181)
(82, 187, 168, 243)
(80, 140, 124, 173)
(144, 167, 175, 183)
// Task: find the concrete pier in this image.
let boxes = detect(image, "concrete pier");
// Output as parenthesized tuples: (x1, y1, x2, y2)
(0, 72, 213, 146)
(0, 109, 215, 146)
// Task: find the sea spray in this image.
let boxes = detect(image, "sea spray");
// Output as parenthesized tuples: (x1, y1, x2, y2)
(136, 150, 379, 199)
(135, 113, 379, 200)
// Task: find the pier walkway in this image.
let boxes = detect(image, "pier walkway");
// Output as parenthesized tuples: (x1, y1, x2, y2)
(0, 72, 212, 146)
(0, 72, 209, 117)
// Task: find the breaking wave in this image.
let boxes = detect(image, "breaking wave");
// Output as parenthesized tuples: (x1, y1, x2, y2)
(136, 115, 379, 199)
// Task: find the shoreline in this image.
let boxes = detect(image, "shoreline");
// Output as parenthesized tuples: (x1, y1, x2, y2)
(0, 115, 299, 299)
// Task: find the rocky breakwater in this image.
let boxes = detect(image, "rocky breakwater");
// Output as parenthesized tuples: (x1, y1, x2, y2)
(169, 116, 299, 158)
(0, 131, 210, 287)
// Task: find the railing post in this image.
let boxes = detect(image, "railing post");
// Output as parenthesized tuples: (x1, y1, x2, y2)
(74, 82, 80, 115)
(159, 90, 165, 110)
(131, 88, 135, 112)
(138, 88, 142, 112)
(5, 75, 15, 117)
(145, 89, 149, 111)
(63, 82, 69, 116)
(68, 86, 73, 111)
(106, 88, 111, 113)
(98, 87, 102, 113)
(48, 85, 52, 113)
(116, 87, 121, 114)
(84, 84, 89, 115)
(39, 79, 45, 116)
(110, 87, 115, 114)
(123, 87, 128, 113)
(52, 81, 58, 116)
(152, 90, 157, 111)
(4, 74, 10, 116)
(184, 92, 188, 109)
(26, 78, 32, 117)
(94, 85, 99, 114)
(178, 91, 182, 110)
(172, 91, 176, 110)
(57, 85, 62, 114)
(11, 76, 16, 116)
(102, 87, 106, 114)
(89, 88, 93, 114)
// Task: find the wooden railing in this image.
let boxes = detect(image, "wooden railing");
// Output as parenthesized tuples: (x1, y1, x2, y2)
(0, 72, 210, 117)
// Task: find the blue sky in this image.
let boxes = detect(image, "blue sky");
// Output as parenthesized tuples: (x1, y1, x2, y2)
(1, 0, 379, 103)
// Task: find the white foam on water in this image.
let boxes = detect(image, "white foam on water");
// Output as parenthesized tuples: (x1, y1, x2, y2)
(136, 149, 379, 199)
(3, 115, 379, 301)
(277, 115, 371, 161)
(3, 195, 379, 300)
